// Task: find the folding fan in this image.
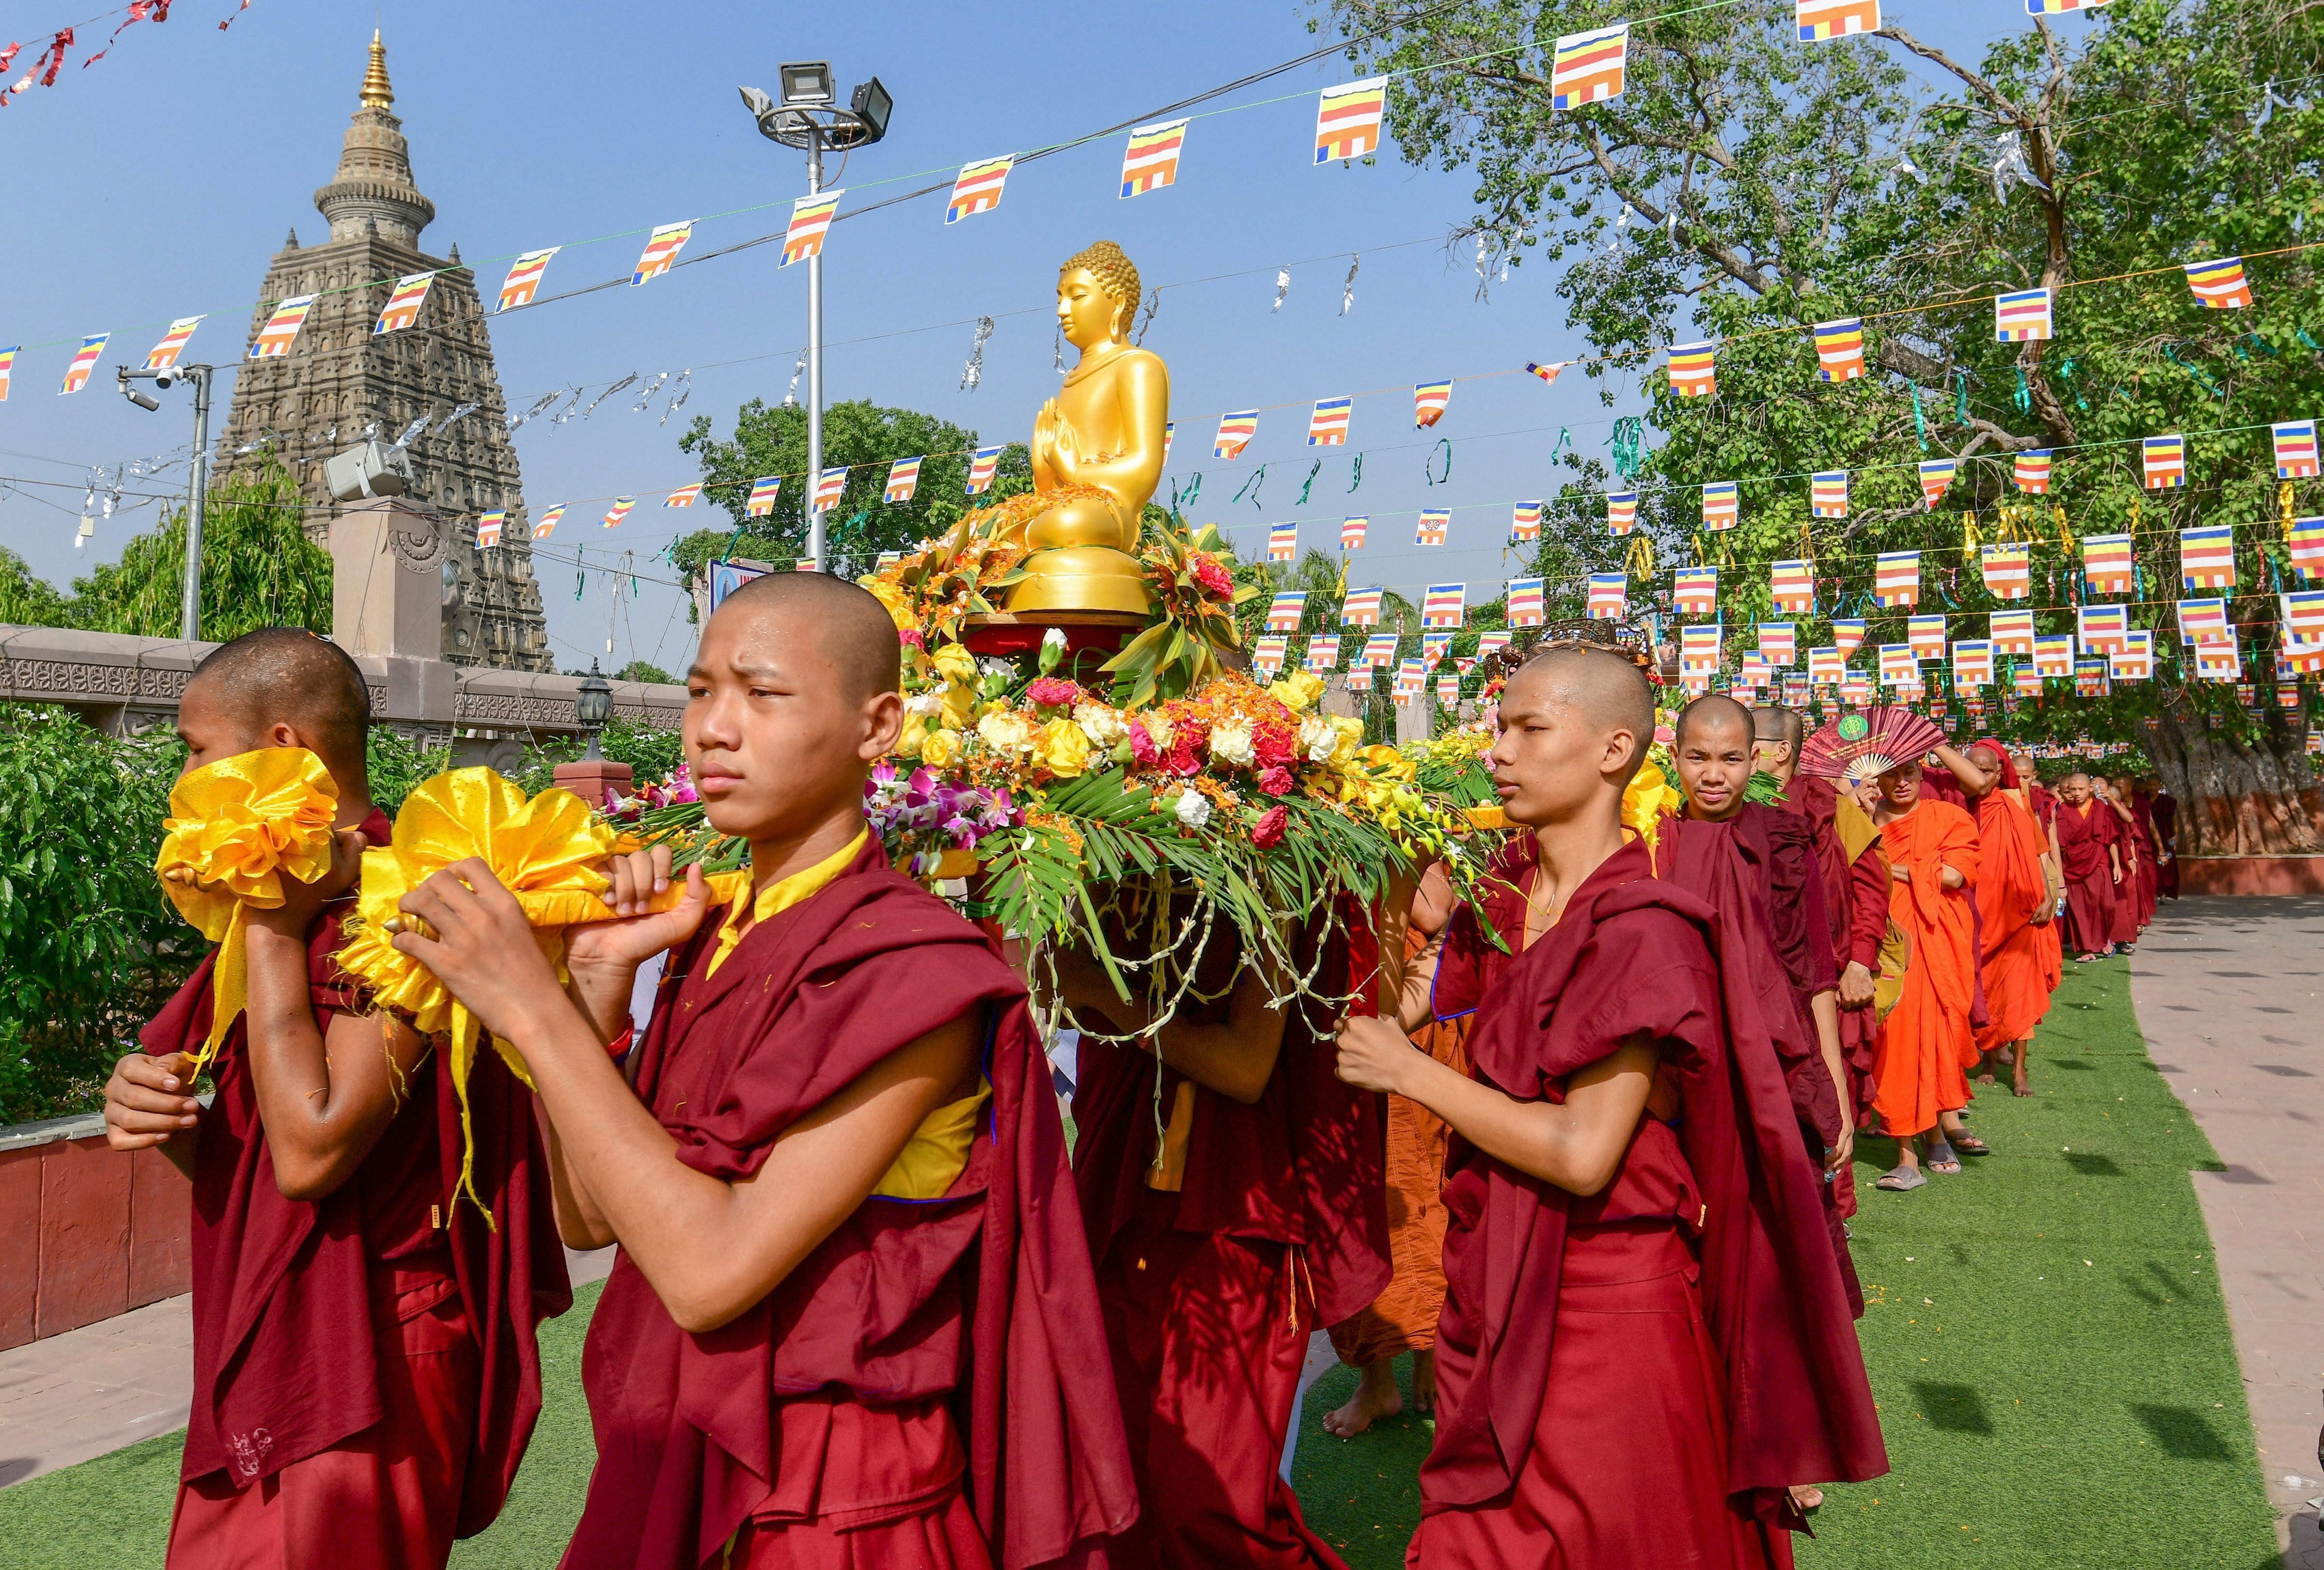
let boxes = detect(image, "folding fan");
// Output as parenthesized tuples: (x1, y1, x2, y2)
(1798, 705, 1946, 783)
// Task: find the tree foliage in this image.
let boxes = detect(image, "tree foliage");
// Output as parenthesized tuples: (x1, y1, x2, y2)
(67, 464, 330, 641)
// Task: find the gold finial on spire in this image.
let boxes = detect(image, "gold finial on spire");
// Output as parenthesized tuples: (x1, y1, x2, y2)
(360, 28, 393, 109)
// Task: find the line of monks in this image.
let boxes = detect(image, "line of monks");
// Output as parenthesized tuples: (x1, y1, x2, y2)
(95, 585, 2166, 1569)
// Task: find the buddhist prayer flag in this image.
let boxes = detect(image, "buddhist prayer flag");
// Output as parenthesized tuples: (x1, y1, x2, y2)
(1995, 288, 2053, 342)
(1879, 643, 1918, 687)
(1586, 572, 1626, 620)
(252, 296, 315, 359)
(1315, 77, 1389, 162)
(0, 347, 15, 401)
(1252, 634, 1288, 676)
(495, 247, 558, 312)
(1525, 360, 1568, 385)
(1845, 674, 1875, 706)
(2013, 449, 2052, 493)
(1738, 652, 1772, 690)
(1344, 588, 1385, 626)
(1362, 631, 1399, 667)
(1680, 624, 1724, 673)
(746, 477, 781, 516)
(2075, 658, 2110, 697)
(884, 458, 921, 504)
(1953, 639, 1994, 688)
(1422, 583, 1467, 628)
(1162, 423, 1175, 464)
(664, 483, 701, 508)
(2180, 523, 2237, 589)
(1675, 566, 1719, 617)
(2013, 664, 2043, 695)
(532, 505, 564, 539)
(1267, 522, 1299, 562)
(1510, 501, 1543, 542)
(1475, 630, 1512, 660)
(142, 316, 203, 371)
(1119, 120, 1187, 198)
(1919, 458, 1957, 508)
(1809, 646, 1846, 686)
(2142, 432, 2186, 489)
(1438, 673, 1463, 704)
(1416, 509, 1450, 545)
(1758, 622, 1798, 665)
(2034, 633, 2076, 678)
(965, 447, 1003, 495)
(2082, 533, 2133, 595)
(476, 510, 505, 548)
(1982, 541, 2032, 600)
(631, 221, 692, 285)
(2176, 597, 2230, 643)
(2281, 589, 2324, 638)
(1702, 481, 1739, 530)
(1875, 550, 1921, 607)
(1305, 634, 1342, 672)
(2184, 256, 2251, 309)
(2112, 629, 2155, 680)
(1422, 629, 1454, 665)
(602, 496, 635, 529)
(817, 467, 851, 510)
(2284, 636, 2324, 675)
(1506, 577, 1546, 626)
(60, 333, 109, 393)
(373, 272, 434, 334)
(1394, 659, 1426, 700)
(1990, 608, 2036, 655)
(781, 192, 843, 266)
(1608, 492, 1638, 535)
(1307, 397, 1352, 446)
(1214, 411, 1257, 460)
(1908, 615, 1948, 662)
(2273, 419, 2319, 478)
(1833, 617, 1867, 656)
(1412, 380, 1451, 429)
(1797, 0, 1881, 40)
(947, 157, 1014, 223)
(2196, 640, 2242, 680)
(1544, 22, 1629, 109)
(2288, 517, 2324, 581)
(1771, 558, 1815, 614)
(1340, 516, 1368, 549)
(1813, 317, 1865, 382)
(1669, 342, 1716, 397)
(1811, 471, 1849, 518)
(2078, 603, 2129, 654)
(796, 558, 821, 573)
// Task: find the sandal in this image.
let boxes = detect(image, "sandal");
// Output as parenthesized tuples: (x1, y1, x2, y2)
(1923, 1139, 1963, 1175)
(1876, 1165, 1927, 1191)
(1950, 1132, 1992, 1156)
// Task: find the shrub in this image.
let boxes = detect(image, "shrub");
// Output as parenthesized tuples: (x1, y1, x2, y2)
(512, 717, 688, 798)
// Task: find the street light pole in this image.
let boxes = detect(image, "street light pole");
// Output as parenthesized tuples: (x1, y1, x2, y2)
(805, 131, 826, 571)
(180, 366, 213, 643)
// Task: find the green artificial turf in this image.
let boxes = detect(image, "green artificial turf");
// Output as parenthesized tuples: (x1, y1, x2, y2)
(0, 959, 2278, 1569)
(1286, 955, 2281, 1570)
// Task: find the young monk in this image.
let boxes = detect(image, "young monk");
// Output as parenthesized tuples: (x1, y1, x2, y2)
(1869, 758, 1987, 1190)
(2107, 776, 2155, 944)
(1325, 869, 1469, 1439)
(101, 627, 566, 1570)
(382, 573, 1136, 1569)
(2144, 778, 2180, 900)
(1931, 741, 2055, 1097)
(1338, 646, 1885, 1566)
(2053, 772, 2122, 961)
(1052, 881, 1389, 1565)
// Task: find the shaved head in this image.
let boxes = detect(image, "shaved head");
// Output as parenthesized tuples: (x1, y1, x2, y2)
(185, 627, 370, 781)
(1513, 645, 1657, 786)
(1753, 704, 1804, 753)
(1674, 693, 1751, 752)
(713, 570, 902, 703)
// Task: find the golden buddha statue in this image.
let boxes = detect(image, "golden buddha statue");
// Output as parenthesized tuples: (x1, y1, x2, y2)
(1004, 240, 1165, 616)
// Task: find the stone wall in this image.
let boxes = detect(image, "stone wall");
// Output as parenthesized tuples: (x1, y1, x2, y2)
(0, 1114, 190, 1352)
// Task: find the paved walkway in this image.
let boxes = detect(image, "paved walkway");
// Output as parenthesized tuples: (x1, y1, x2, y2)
(0, 1246, 616, 1490)
(2131, 893, 2324, 1570)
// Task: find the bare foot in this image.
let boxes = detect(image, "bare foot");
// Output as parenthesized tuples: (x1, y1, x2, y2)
(1322, 1361, 1402, 1437)
(2013, 1065, 2031, 1098)
(1411, 1350, 1437, 1416)
(1789, 1484, 1824, 1513)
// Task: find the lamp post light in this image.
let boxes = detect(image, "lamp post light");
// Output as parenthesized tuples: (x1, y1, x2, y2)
(739, 65, 892, 574)
(576, 657, 614, 760)
(118, 364, 215, 642)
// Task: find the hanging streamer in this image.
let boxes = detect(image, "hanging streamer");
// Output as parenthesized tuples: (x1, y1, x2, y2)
(1171, 472, 1202, 513)
(782, 351, 807, 408)
(1625, 533, 1656, 580)
(1135, 287, 1160, 345)
(1424, 438, 1452, 487)
(960, 317, 995, 392)
(2012, 367, 2032, 414)
(1911, 384, 1928, 452)
(659, 369, 691, 426)
(1952, 369, 1972, 425)
(1340, 254, 1360, 316)
(583, 373, 638, 419)
(1346, 453, 1362, 493)
(1232, 464, 1266, 507)
(1610, 416, 1644, 482)
(1297, 459, 1321, 506)
(631, 371, 669, 412)
(1547, 427, 1573, 461)
(1272, 269, 1290, 313)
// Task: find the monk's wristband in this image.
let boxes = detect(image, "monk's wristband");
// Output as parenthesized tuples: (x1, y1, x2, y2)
(605, 1018, 636, 1061)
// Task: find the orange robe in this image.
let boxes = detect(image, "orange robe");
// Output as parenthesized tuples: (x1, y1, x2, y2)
(1873, 801, 1981, 1139)
(1970, 791, 2054, 1054)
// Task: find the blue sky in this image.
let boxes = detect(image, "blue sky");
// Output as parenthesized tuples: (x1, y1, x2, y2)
(2, 0, 2031, 674)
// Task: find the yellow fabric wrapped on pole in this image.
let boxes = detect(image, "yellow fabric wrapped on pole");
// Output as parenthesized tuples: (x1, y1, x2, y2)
(153, 748, 340, 1074)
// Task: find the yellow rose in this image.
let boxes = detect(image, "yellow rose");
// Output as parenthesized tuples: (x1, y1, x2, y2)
(861, 577, 915, 631)
(920, 728, 963, 769)
(941, 683, 979, 730)
(1269, 671, 1325, 712)
(1328, 716, 1363, 767)
(931, 642, 978, 686)
(1034, 716, 1090, 776)
(978, 709, 1035, 754)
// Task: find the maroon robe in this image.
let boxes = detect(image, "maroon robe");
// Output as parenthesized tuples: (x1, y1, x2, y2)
(2053, 801, 2119, 956)
(1774, 775, 1851, 957)
(2126, 797, 2161, 929)
(140, 808, 567, 1566)
(1416, 838, 1885, 1562)
(566, 840, 1136, 1570)
(2148, 791, 2179, 898)
(1071, 907, 1389, 1570)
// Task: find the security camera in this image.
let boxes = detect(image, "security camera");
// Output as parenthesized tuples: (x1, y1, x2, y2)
(123, 385, 161, 412)
(152, 369, 177, 390)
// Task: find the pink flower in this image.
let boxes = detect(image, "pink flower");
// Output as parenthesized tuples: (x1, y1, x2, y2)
(1251, 805, 1289, 848)
(1024, 676, 1083, 709)
(1257, 765, 1295, 797)
(1253, 719, 1297, 771)
(1163, 732, 1205, 777)
(1129, 721, 1159, 770)
(1190, 552, 1233, 599)
(898, 628, 925, 649)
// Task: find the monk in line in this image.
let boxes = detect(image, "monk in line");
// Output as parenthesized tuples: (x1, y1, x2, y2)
(2112, 776, 2161, 937)
(2096, 778, 2145, 953)
(1932, 742, 2055, 1097)
(1325, 868, 1469, 1439)
(1338, 647, 1884, 1567)
(2009, 751, 2068, 995)
(382, 574, 1136, 1568)
(2143, 778, 2180, 900)
(2053, 772, 2123, 961)
(1869, 758, 1987, 1190)
(102, 628, 567, 1570)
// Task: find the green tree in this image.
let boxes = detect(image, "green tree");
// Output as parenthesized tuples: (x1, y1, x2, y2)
(67, 464, 329, 640)
(615, 659, 674, 685)
(0, 546, 69, 627)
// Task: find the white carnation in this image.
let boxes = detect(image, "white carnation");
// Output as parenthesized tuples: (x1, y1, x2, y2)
(1299, 715, 1339, 764)
(1208, 722, 1257, 769)
(1075, 702, 1128, 750)
(1174, 788, 1212, 828)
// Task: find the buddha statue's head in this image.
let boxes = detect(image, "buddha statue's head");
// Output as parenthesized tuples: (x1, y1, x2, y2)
(1057, 240, 1141, 352)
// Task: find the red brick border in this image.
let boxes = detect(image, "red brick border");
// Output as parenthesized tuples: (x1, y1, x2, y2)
(0, 1117, 190, 1352)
